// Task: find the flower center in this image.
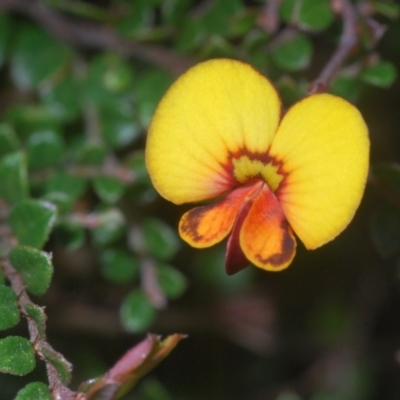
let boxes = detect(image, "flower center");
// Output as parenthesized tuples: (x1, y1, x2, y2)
(232, 155, 284, 191)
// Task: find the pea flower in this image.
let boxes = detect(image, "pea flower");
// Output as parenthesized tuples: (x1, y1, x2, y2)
(145, 59, 369, 275)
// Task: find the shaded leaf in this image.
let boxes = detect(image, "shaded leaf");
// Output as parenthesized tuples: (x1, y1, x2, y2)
(10, 24, 71, 90)
(142, 218, 180, 261)
(330, 75, 362, 103)
(0, 151, 28, 204)
(156, 264, 187, 299)
(0, 336, 35, 376)
(54, 222, 85, 250)
(93, 176, 126, 204)
(41, 76, 82, 121)
(361, 60, 397, 88)
(280, 0, 334, 31)
(135, 69, 174, 127)
(270, 33, 313, 71)
(15, 382, 52, 400)
(27, 130, 64, 169)
(45, 172, 88, 201)
(91, 208, 126, 246)
(0, 285, 20, 330)
(9, 246, 53, 296)
(9, 199, 57, 249)
(120, 290, 156, 333)
(100, 249, 140, 284)
(0, 123, 20, 158)
(75, 141, 107, 166)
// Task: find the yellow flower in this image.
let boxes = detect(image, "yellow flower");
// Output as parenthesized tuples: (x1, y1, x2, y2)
(145, 59, 369, 275)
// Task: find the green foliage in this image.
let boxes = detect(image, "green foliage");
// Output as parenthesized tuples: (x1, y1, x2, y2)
(0, 285, 20, 330)
(361, 60, 397, 88)
(270, 33, 313, 71)
(100, 249, 140, 283)
(0, 151, 28, 203)
(9, 246, 53, 296)
(156, 263, 187, 299)
(0, 336, 35, 376)
(141, 218, 180, 261)
(9, 200, 57, 249)
(280, 0, 334, 31)
(14, 382, 52, 400)
(120, 290, 157, 333)
(10, 23, 71, 91)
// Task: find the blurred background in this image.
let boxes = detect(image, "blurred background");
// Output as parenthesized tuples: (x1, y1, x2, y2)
(0, 0, 400, 399)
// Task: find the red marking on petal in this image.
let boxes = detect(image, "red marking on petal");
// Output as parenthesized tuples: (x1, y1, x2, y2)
(179, 182, 260, 248)
(240, 184, 296, 271)
(225, 181, 263, 275)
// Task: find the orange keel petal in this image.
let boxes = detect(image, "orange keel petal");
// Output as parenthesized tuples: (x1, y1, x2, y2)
(179, 183, 260, 248)
(240, 184, 296, 271)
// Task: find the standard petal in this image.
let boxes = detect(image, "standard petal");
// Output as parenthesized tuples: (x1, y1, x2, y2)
(146, 58, 281, 204)
(269, 94, 369, 249)
(240, 184, 296, 271)
(179, 183, 259, 248)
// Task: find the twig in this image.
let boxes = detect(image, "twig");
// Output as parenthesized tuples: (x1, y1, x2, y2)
(1, 259, 80, 400)
(0, 0, 192, 75)
(308, 0, 359, 94)
(257, 0, 282, 33)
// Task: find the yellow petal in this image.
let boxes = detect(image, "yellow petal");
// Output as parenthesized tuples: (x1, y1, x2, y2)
(146, 59, 281, 204)
(179, 183, 259, 248)
(269, 94, 369, 249)
(240, 184, 296, 271)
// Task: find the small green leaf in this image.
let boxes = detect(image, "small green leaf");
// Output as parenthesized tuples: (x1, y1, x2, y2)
(156, 264, 187, 299)
(270, 33, 313, 71)
(93, 176, 126, 204)
(330, 75, 362, 103)
(3, 104, 61, 138)
(10, 24, 71, 90)
(9, 199, 57, 249)
(41, 76, 81, 122)
(280, 0, 334, 31)
(27, 130, 64, 169)
(0, 151, 28, 204)
(54, 222, 85, 250)
(91, 208, 126, 246)
(9, 246, 53, 296)
(0, 123, 20, 158)
(135, 69, 174, 127)
(45, 172, 88, 201)
(24, 304, 47, 337)
(361, 60, 397, 88)
(41, 347, 72, 385)
(0, 336, 35, 376)
(370, 206, 400, 258)
(14, 382, 52, 400)
(0, 285, 20, 330)
(120, 290, 156, 332)
(100, 249, 140, 284)
(142, 218, 180, 261)
(101, 113, 141, 149)
(75, 141, 107, 166)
